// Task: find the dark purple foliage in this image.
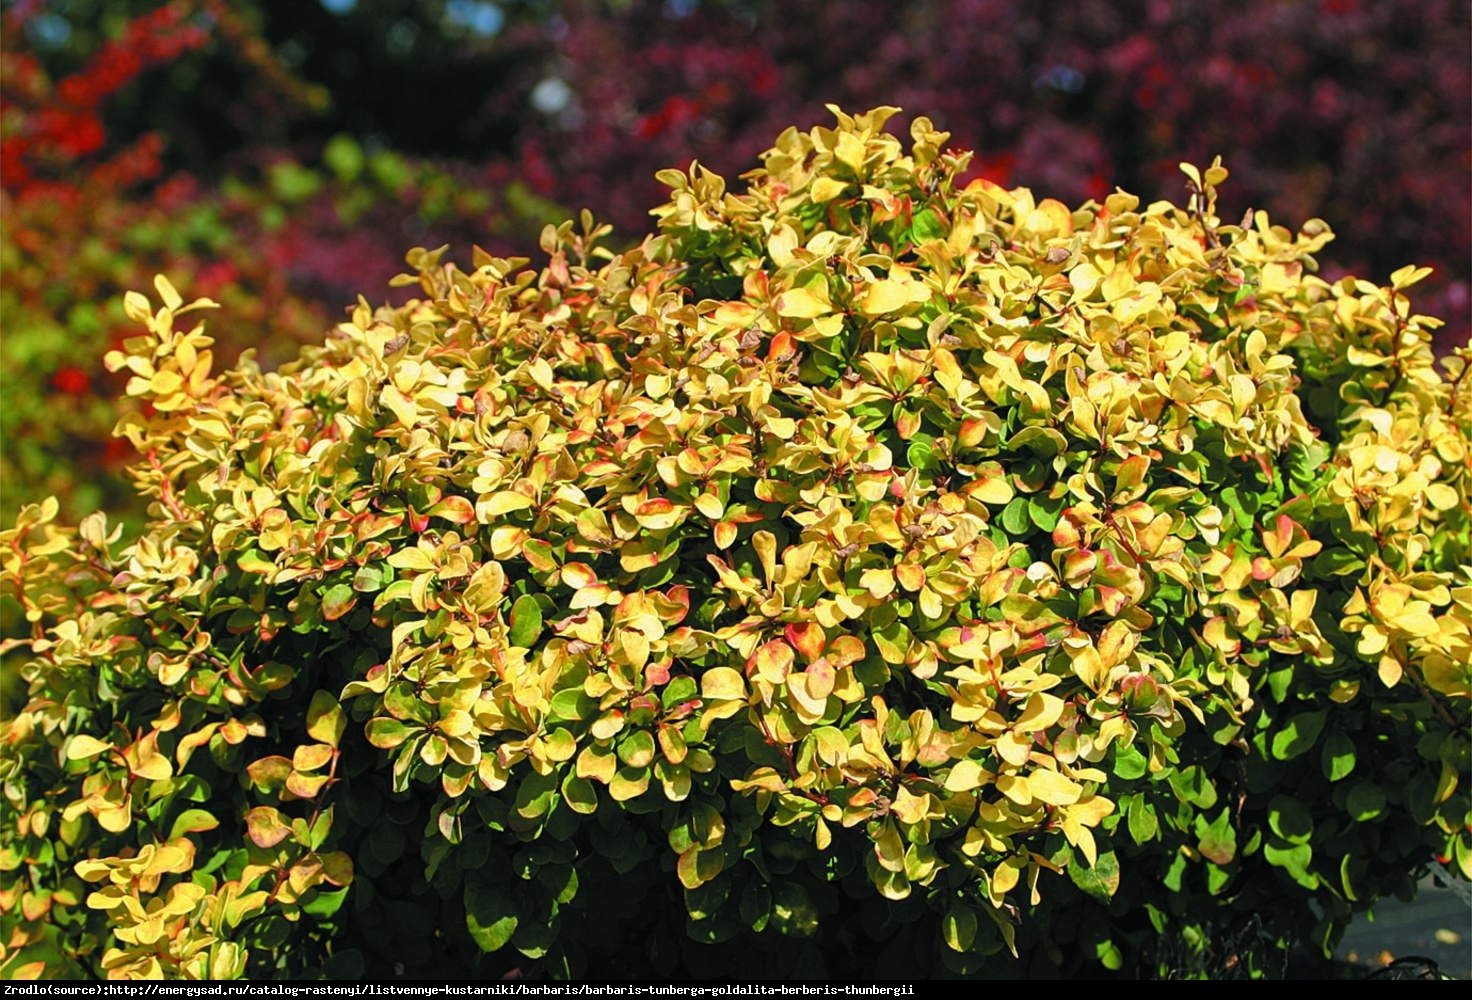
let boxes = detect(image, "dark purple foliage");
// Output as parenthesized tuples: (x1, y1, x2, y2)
(502, 0, 1469, 349)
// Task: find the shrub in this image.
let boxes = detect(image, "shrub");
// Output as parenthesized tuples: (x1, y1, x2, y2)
(2, 107, 1467, 980)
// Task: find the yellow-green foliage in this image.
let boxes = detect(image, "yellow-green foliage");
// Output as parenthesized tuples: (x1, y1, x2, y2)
(3, 107, 1468, 979)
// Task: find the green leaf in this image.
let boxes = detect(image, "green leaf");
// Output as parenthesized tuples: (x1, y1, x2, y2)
(512, 918, 558, 959)
(306, 691, 347, 747)
(1162, 852, 1188, 893)
(1126, 795, 1158, 845)
(739, 881, 772, 932)
(168, 808, 219, 840)
(322, 948, 365, 980)
(770, 882, 821, 938)
(464, 878, 520, 953)
(661, 676, 698, 709)
(1094, 937, 1124, 971)
(1218, 485, 1258, 530)
(1345, 782, 1386, 821)
(369, 150, 411, 192)
(514, 773, 558, 819)
(366, 822, 406, 866)
(301, 886, 350, 919)
(1000, 497, 1030, 535)
(1168, 766, 1218, 809)
(1263, 838, 1317, 889)
(560, 773, 598, 815)
(352, 564, 388, 592)
(1194, 806, 1237, 864)
(1285, 439, 1332, 488)
(942, 903, 977, 952)
(1320, 731, 1356, 782)
(1310, 549, 1365, 578)
(1067, 849, 1121, 903)
(308, 805, 335, 851)
(1112, 744, 1148, 781)
(906, 434, 938, 471)
(384, 682, 433, 724)
(1027, 498, 1061, 531)
(618, 730, 656, 768)
(1267, 795, 1312, 844)
(1265, 665, 1294, 704)
(548, 687, 595, 724)
(365, 718, 415, 749)
(321, 584, 357, 622)
(509, 594, 544, 647)
(676, 845, 723, 889)
(268, 161, 322, 203)
(910, 208, 947, 242)
(536, 863, 580, 905)
(1271, 710, 1327, 760)
(324, 134, 365, 181)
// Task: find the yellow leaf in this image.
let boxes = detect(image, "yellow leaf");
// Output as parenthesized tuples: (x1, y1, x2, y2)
(805, 659, 836, 699)
(1014, 692, 1065, 733)
(478, 491, 533, 519)
(306, 691, 347, 747)
(896, 564, 926, 592)
(891, 786, 931, 824)
(992, 856, 1023, 898)
(576, 746, 616, 784)
(1423, 654, 1470, 698)
(994, 730, 1031, 767)
(1061, 817, 1098, 867)
(1388, 604, 1438, 637)
(128, 751, 172, 782)
(753, 640, 794, 684)
(810, 177, 849, 203)
(775, 286, 832, 319)
(860, 568, 896, 598)
(701, 667, 746, 701)
(970, 476, 1014, 505)
(1377, 655, 1403, 687)
(694, 493, 724, 520)
(244, 807, 292, 848)
(153, 274, 183, 311)
(379, 384, 418, 426)
(66, 735, 113, 760)
(526, 357, 555, 390)
(944, 759, 988, 793)
(1069, 262, 1102, 298)
(1425, 484, 1458, 510)
(859, 279, 927, 315)
(1026, 768, 1082, 806)
(873, 818, 906, 872)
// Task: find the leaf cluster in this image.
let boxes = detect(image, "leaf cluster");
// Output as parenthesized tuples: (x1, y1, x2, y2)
(2, 107, 1468, 980)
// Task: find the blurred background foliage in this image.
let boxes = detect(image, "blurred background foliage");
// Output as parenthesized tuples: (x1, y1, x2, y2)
(2, 0, 1469, 521)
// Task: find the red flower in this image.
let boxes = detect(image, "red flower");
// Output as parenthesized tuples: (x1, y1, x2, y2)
(634, 96, 704, 140)
(103, 438, 135, 466)
(51, 366, 90, 396)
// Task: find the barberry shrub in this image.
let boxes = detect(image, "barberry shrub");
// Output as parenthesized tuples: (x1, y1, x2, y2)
(2, 108, 1467, 980)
